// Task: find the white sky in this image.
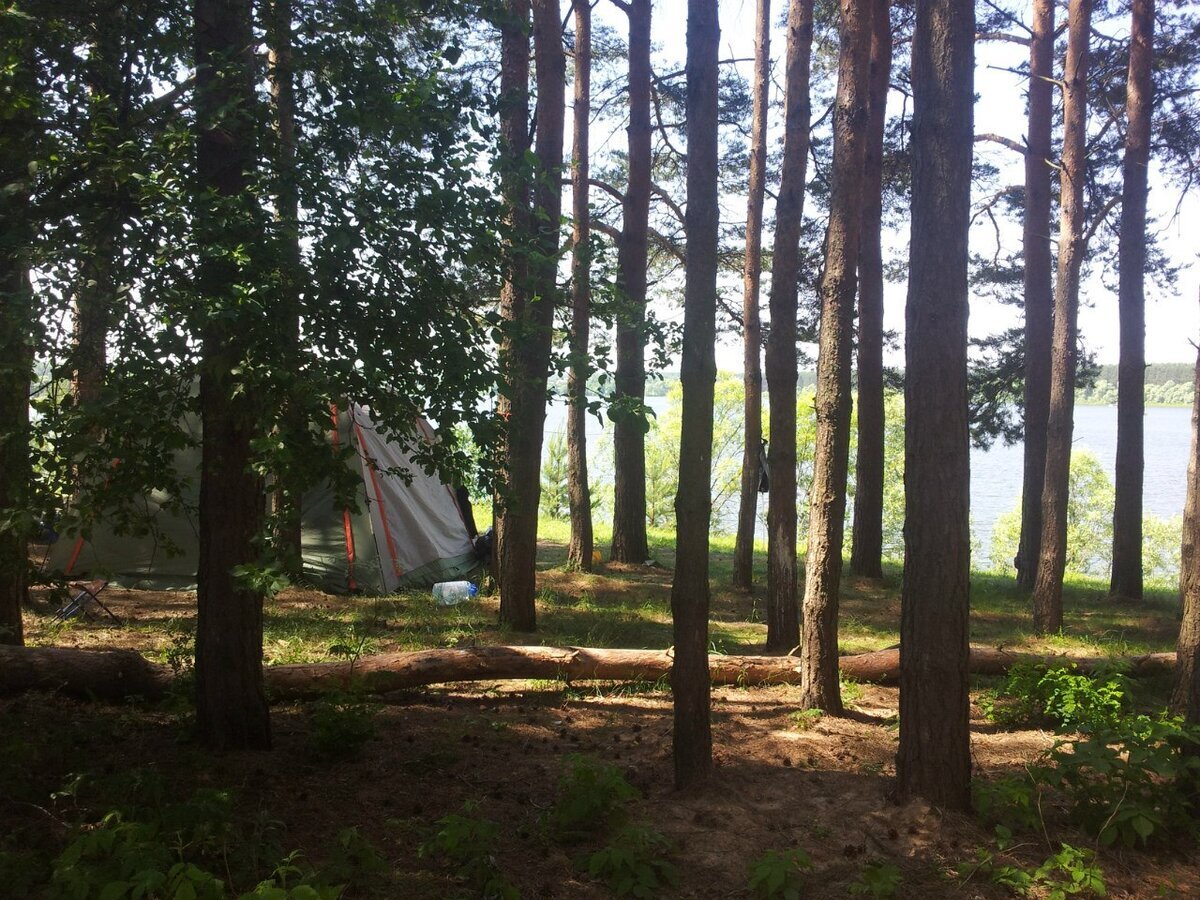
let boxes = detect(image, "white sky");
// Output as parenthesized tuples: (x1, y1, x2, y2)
(590, 0, 1200, 370)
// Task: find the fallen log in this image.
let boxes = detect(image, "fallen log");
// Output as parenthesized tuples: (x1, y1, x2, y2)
(0, 644, 1177, 703)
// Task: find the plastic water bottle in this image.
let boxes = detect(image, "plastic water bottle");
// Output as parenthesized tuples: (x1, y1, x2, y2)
(432, 581, 478, 606)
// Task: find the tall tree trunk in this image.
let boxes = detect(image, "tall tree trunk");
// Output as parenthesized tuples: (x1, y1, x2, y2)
(1031, 0, 1092, 635)
(763, 0, 814, 652)
(732, 0, 771, 592)
(610, 0, 652, 565)
(494, 0, 532, 625)
(566, 0, 594, 572)
(194, 0, 271, 750)
(894, 0, 974, 811)
(267, 0, 305, 578)
(74, 15, 124, 413)
(1015, 0, 1056, 591)
(1172, 318, 1200, 726)
(671, 0, 720, 789)
(797, 0, 872, 711)
(0, 35, 36, 647)
(848, 0, 891, 579)
(1109, 0, 1153, 602)
(496, 0, 565, 630)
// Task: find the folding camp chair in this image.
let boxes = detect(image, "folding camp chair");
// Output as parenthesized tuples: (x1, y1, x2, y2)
(51, 579, 119, 625)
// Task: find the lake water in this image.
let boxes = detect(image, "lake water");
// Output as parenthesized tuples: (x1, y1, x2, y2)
(544, 400, 1193, 557)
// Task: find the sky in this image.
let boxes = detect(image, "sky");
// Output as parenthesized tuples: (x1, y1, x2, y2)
(588, 0, 1200, 371)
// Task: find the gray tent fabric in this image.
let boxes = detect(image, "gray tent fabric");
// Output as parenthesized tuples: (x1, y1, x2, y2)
(45, 406, 478, 594)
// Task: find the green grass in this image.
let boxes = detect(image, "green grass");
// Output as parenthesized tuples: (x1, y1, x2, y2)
(31, 514, 1181, 670)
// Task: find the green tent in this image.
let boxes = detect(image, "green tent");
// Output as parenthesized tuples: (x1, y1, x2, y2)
(47, 405, 480, 593)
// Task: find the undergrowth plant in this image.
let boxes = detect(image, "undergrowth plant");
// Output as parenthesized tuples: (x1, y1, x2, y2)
(418, 801, 518, 899)
(848, 860, 902, 898)
(305, 691, 379, 761)
(586, 824, 678, 899)
(978, 663, 1131, 733)
(1038, 715, 1200, 847)
(747, 848, 813, 899)
(548, 754, 638, 842)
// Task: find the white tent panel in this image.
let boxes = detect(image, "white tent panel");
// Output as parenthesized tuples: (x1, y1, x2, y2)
(350, 405, 475, 592)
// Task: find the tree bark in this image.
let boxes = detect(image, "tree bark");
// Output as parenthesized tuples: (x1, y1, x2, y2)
(1014, 0, 1056, 590)
(671, 0, 720, 789)
(848, 0, 892, 579)
(1173, 324, 1200, 725)
(194, 0, 272, 750)
(895, 0, 975, 811)
(267, 0, 305, 578)
(73, 15, 124, 414)
(0, 32, 35, 647)
(798, 0, 873, 711)
(1, 644, 1176, 704)
(764, 0, 814, 652)
(1032, 0, 1092, 635)
(1109, 0, 1153, 602)
(732, 0, 771, 593)
(566, 0, 594, 572)
(494, 0, 534, 631)
(611, 0, 652, 565)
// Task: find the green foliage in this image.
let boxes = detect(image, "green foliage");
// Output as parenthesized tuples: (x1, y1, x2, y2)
(418, 801, 518, 899)
(973, 775, 1044, 834)
(539, 433, 570, 520)
(965, 842, 1105, 898)
(549, 754, 639, 841)
(641, 374, 752, 529)
(789, 709, 823, 731)
(978, 663, 1132, 733)
(1038, 715, 1200, 847)
(585, 824, 678, 899)
(848, 861, 903, 898)
(47, 785, 355, 900)
(305, 692, 379, 761)
(989, 450, 1181, 580)
(746, 848, 812, 899)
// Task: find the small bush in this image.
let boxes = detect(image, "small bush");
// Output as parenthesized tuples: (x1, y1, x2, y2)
(549, 755, 638, 841)
(305, 692, 379, 761)
(586, 824, 678, 898)
(418, 801, 518, 899)
(789, 709, 823, 732)
(979, 663, 1131, 733)
(849, 860, 902, 898)
(1038, 715, 1200, 847)
(964, 842, 1105, 897)
(747, 848, 812, 899)
(973, 775, 1044, 834)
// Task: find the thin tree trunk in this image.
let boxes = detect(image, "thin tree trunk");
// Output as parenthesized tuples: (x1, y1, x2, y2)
(0, 38, 38, 646)
(763, 0, 814, 652)
(1032, 0, 1092, 635)
(732, 0, 771, 592)
(797, 0, 873, 711)
(1172, 315, 1200, 725)
(566, 0, 594, 572)
(671, 0, 720, 789)
(193, 0, 271, 750)
(74, 15, 124, 413)
(497, 0, 565, 630)
(267, 0, 305, 578)
(1015, 0, 1056, 591)
(894, 0, 974, 811)
(611, 0, 652, 565)
(495, 0, 533, 626)
(1110, 0, 1153, 602)
(848, 0, 891, 579)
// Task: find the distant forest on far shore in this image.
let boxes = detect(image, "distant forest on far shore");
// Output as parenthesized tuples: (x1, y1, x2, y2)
(556, 364, 1192, 405)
